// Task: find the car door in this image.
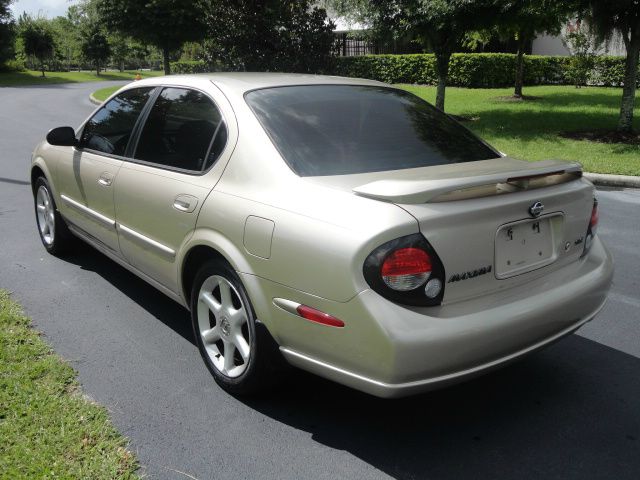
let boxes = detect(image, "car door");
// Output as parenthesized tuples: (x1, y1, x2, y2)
(56, 87, 155, 254)
(114, 87, 229, 292)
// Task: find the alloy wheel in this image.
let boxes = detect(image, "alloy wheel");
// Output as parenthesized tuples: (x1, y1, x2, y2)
(36, 185, 55, 246)
(196, 275, 252, 378)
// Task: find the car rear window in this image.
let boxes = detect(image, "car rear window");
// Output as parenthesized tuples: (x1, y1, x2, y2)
(245, 85, 499, 177)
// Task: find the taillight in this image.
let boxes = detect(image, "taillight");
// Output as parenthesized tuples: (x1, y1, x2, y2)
(381, 248, 432, 291)
(582, 198, 598, 256)
(363, 234, 445, 306)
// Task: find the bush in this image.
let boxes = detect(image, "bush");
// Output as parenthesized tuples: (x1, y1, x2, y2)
(0, 59, 26, 72)
(449, 54, 568, 87)
(333, 53, 634, 88)
(563, 30, 597, 88)
(170, 60, 209, 74)
(591, 56, 639, 87)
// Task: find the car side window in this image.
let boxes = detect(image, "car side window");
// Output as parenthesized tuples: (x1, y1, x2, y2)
(80, 87, 154, 156)
(134, 87, 227, 172)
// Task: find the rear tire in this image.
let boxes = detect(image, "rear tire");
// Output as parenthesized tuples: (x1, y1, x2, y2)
(33, 176, 74, 256)
(190, 258, 284, 395)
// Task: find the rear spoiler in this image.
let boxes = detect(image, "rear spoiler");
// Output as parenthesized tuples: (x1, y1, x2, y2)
(353, 161, 583, 204)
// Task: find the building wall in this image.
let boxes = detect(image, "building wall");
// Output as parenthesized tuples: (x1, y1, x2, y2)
(532, 34, 571, 56)
(532, 33, 627, 57)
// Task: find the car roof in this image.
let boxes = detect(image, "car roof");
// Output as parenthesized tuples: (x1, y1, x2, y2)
(134, 72, 387, 96)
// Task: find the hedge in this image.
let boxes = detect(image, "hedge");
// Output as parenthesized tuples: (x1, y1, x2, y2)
(332, 53, 637, 88)
(0, 59, 26, 72)
(170, 60, 209, 74)
(170, 53, 638, 88)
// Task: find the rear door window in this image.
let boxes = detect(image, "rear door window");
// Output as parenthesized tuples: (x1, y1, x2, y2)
(134, 87, 227, 172)
(80, 87, 154, 156)
(245, 85, 499, 176)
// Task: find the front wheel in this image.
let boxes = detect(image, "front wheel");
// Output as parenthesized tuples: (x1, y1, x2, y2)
(33, 176, 74, 256)
(190, 259, 283, 395)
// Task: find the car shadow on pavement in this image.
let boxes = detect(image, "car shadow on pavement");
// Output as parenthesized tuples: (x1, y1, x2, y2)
(62, 241, 195, 344)
(243, 336, 640, 480)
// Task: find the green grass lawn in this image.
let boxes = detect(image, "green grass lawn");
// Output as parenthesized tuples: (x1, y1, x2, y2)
(399, 85, 640, 176)
(0, 69, 163, 87)
(93, 85, 121, 102)
(0, 290, 139, 479)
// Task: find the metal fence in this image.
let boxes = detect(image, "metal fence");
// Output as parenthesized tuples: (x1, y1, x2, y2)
(333, 33, 404, 56)
(333, 33, 529, 57)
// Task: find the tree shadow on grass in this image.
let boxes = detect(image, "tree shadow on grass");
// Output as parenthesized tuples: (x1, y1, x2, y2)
(560, 129, 640, 145)
(465, 108, 622, 141)
(0, 70, 152, 87)
(0, 72, 72, 87)
(504, 89, 627, 109)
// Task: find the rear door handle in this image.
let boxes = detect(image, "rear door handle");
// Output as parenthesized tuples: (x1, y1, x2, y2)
(98, 172, 113, 186)
(173, 194, 198, 213)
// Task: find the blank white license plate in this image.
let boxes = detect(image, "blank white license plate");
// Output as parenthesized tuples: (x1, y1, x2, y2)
(495, 217, 555, 279)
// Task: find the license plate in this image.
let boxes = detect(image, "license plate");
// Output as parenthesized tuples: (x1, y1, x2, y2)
(495, 216, 558, 279)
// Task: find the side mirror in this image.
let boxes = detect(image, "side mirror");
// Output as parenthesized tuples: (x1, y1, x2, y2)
(46, 126, 78, 147)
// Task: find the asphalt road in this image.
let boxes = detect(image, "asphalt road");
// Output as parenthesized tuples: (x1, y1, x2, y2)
(1, 82, 639, 480)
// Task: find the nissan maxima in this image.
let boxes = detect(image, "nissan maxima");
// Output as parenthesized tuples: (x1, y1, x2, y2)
(31, 73, 613, 397)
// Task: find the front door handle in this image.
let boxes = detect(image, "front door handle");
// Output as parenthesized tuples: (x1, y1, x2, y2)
(98, 172, 113, 187)
(173, 194, 198, 213)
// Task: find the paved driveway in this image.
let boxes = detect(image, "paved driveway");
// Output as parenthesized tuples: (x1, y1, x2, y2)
(0, 82, 638, 480)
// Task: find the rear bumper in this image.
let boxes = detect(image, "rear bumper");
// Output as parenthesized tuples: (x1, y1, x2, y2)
(245, 236, 613, 398)
(280, 299, 605, 398)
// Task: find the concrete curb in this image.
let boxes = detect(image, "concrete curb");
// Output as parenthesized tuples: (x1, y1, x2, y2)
(88, 93, 102, 105)
(584, 172, 640, 189)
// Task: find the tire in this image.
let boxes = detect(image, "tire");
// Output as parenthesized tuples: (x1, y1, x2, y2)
(190, 258, 284, 395)
(33, 176, 74, 256)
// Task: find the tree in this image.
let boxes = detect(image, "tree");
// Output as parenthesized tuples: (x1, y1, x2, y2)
(19, 16, 55, 77)
(109, 35, 129, 72)
(51, 14, 81, 71)
(0, 0, 15, 66)
(563, 20, 600, 88)
(497, 0, 578, 98)
(413, 1, 492, 110)
(203, 0, 335, 73)
(93, 0, 208, 75)
(81, 23, 110, 75)
(327, 0, 498, 111)
(129, 41, 153, 70)
(581, 0, 640, 133)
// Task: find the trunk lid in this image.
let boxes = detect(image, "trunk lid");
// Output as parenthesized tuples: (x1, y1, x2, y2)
(307, 157, 594, 304)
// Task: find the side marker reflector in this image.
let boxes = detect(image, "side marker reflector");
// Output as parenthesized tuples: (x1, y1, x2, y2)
(296, 305, 345, 328)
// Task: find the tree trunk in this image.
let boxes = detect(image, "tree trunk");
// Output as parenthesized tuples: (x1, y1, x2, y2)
(514, 35, 526, 98)
(435, 51, 452, 111)
(618, 36, 640, 133)
(163, 45, 171, 75)
(40, 60, 45, 78)
(96, 61, 100, 76)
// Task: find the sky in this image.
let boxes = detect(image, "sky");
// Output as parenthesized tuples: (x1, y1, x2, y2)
(10, 0, 78, 19)
(7, 1, 351, 25)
